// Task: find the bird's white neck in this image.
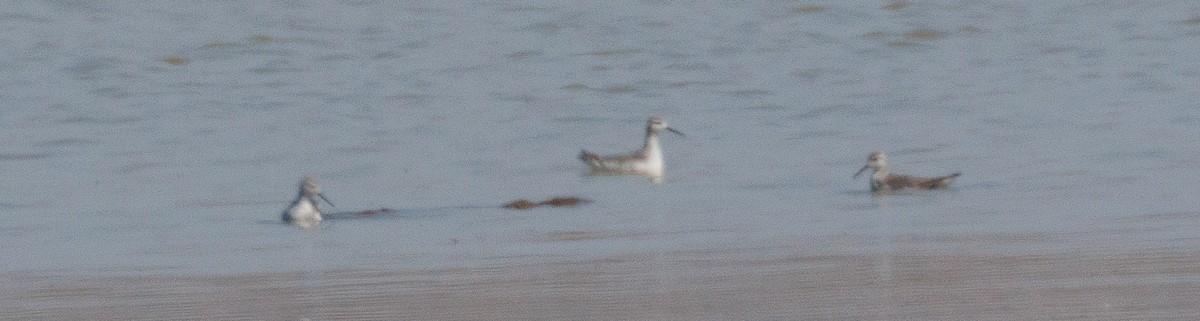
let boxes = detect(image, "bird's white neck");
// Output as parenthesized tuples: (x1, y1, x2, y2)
(871, 165, 889, 178)
(642, 132, 664, 173)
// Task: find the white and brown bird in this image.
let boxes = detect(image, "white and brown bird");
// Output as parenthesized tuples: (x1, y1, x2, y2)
(853, 151, 960, 193)
(580, 116, 684, 179)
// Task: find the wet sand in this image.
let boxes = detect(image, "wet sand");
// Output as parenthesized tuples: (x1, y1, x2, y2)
(7, 245, 1199, 320)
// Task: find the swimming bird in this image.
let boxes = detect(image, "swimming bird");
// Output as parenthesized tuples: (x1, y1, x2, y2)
(282, 176, 335, 225)
(580, 116, 684, 179)
(853, 151, 960, 193)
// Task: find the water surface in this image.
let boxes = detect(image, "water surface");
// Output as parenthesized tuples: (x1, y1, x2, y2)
(3, 1, 1200, 319)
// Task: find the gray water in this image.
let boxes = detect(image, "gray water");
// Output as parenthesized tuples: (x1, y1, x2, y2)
(3, 1, 1200, 319)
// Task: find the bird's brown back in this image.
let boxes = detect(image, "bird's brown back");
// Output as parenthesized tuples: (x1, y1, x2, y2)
(885, 172, 960, 190)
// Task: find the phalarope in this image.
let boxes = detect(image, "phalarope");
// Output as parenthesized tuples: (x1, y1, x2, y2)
(853, 151, 960, 193)
(580, 116, 684, 179)
(282, 176, 335, 225)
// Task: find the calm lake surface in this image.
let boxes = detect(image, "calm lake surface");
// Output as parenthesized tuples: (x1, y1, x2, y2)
(3, 1, 1200, 320)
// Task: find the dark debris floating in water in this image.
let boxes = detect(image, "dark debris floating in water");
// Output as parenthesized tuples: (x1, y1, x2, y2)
(503, 199, 538, 210)
(162, 56, 190, 65)
(357, 208, 394, 215)
(320, 208, 399, 220)
(503, 197, 592, 210)
(540, 197, 591, 207)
